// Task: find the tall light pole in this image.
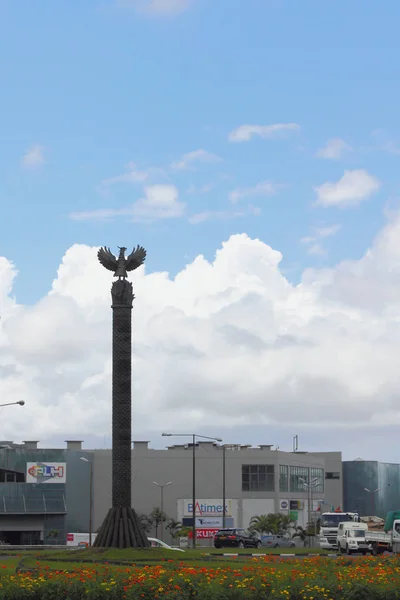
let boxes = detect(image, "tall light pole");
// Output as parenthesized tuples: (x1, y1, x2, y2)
(162, 433, 222, 548)
(0, 401, 25, 407)
(364, 487, 380, 517)
(153, 481, 172, 541)
(300, 476, 320, 546)
(80, 457, 93, 547)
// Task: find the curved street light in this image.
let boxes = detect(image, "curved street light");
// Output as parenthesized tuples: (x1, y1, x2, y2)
(0, 401, 25, 407)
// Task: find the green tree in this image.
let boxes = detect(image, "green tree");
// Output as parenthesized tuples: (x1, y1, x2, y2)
(149, 507, 168, 539)
(138, 513, 154, 534)
(249, 513, 295, 535)
(166, 519, 182, 540)
(46, 529, 59, 544)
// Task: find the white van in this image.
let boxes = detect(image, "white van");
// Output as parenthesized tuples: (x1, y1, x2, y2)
(337, 522, 369, 555)
(66, 533, 97, 547)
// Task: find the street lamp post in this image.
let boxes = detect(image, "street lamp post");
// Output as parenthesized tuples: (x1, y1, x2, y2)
(153, 481, 172, 541)
(162, 433, 222, 548)
(300, 476, 320, 547)
(364, 487, 380, 517)
(80, 457, 93, 547)
(0, 401, 25, 407)
(222, 445, 226, 528)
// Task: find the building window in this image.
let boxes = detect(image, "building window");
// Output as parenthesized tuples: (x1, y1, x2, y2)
(325, 472, 340, 480)
(311, 467, 324, 492)
(279, 465, 288, 492)
(289, 466, 309, 492)
(242, 465, 275, 492)
(0, 469, 25, 483)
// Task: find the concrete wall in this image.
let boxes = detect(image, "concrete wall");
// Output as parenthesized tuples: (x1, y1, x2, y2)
(310, 452, 343, 511)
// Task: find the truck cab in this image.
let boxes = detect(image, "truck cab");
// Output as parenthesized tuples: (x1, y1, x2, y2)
(337, 522, 369, 555)
(319, 512, 359, 550)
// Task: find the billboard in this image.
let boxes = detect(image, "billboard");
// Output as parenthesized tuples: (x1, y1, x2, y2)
(196, 517, 222, 528)
(179, 499, 237, 518)
(195, 528, 219, 539)
(26, 462, 66, 484)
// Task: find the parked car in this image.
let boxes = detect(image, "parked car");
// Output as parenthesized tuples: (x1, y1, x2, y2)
(214, 528, 261, 549)
(148, 537, 185, 552)
(261, 535, 296, 548)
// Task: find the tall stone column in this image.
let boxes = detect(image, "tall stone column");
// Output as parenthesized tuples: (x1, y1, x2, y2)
(94, 246, 149, 548)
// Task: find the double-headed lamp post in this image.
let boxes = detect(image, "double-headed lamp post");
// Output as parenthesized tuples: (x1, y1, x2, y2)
(162, 433, 222, 548)
(299, 476, 320, 546)
(153, 481, 172, 541)
(0, 401, 25, 407)
(364, 487, 380, 517)
(80, 457, 93, 547)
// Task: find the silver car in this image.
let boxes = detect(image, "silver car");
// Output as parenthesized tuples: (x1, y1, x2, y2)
(261, 534, 296, 548)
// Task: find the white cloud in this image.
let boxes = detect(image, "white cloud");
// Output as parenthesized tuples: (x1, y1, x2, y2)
(171, 149, 222, 170)
(316, 138, 352, 160)
(115, 0, 192, 15)
(229, 181, 278, 203)
(301, 223, 340, 255)
(70, 184, 185, 222)
(228, 123, 300, 143)
(22, 145, 45, 168)
(6, 212, 400, 455)
(189, 206, 261, 225)
(315, 170, 381, 208)
(101, 162, 151, 186)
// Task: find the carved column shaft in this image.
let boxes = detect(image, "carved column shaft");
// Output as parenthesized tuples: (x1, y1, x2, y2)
(111, 279, 133, 509)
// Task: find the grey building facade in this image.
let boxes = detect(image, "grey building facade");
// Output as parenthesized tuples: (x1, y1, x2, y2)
(343, 460, 400, 519)
(0, 439, 343, 544)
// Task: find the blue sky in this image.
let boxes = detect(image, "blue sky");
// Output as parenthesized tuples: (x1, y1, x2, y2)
(1, 0, 399, 303)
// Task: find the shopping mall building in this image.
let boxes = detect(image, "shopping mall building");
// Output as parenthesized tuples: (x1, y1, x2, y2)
(0, 439, 342, 545)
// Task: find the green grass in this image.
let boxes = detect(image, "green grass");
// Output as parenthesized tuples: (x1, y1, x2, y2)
(0, 545, 330, 575)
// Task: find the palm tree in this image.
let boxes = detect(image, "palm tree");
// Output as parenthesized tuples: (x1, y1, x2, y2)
(166, 519, 182, 540)
(138, 513, 154, 534)
(249, 515, 274, 535)
(150, 508, 168, 539)
(250, 513, 295, 536)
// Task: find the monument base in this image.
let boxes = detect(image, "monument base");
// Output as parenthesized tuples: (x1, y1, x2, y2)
(93, 507, 150, 548)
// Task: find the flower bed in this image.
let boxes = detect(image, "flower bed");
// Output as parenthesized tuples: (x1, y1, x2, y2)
(1, 556, 400, 599)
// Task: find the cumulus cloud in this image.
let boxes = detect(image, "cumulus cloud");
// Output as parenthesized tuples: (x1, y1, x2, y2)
(314, 169, 381, 208)
(70, 184, 185, 222)
(316, 138, 352, 160)
(228, 123, 300, 143)
(22, 145, 45, 168)
(171, 149, 222, 170)
(4, 213, 400, 452)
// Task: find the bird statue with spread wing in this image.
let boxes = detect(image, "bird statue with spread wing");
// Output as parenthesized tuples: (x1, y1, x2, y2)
(97, 245, 146, 279)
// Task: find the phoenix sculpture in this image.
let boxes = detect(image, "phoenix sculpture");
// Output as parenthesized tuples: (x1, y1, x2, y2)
(97, 246, 147, 280)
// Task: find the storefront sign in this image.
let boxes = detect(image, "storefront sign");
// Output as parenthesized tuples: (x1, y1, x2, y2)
(195, 517, 222, 527)
(279, 499, 289, 512)
(182, 499, 234, 517)
(196, 528, 219, 539)
(26, 462, 66, 484)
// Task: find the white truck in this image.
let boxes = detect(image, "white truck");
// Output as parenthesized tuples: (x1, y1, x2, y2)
(66, 532, 97, 547)
(365, 512, 400, 555)
(319, 512, 360, 550)
(337, 522, 370, 555)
